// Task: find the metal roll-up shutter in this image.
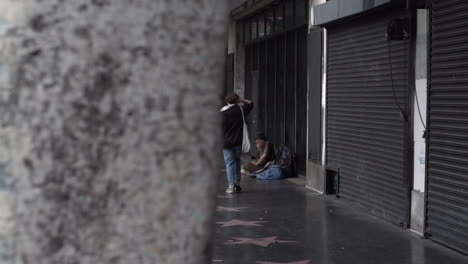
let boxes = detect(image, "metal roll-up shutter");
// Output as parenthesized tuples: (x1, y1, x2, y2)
(427, 0, 468, 254)
(326, 11, 410, 226)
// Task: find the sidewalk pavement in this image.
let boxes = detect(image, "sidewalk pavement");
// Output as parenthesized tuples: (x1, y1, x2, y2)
(212, 174, 468, 264)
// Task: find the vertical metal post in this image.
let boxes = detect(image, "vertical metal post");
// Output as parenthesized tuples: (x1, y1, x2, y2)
(273, 38, 277, 146)
(283, 34, 287, 145)
(294, 29, 298, 174)
(423, 1, 432, 239)
(404, 8, 417, 228)
(321, 28, 327, 166)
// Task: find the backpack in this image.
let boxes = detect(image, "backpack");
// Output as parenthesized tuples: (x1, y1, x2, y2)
(274, 145, 294, 169)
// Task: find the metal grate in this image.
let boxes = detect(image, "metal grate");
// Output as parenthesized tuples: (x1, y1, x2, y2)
(326, 11, 410, 226)
(285, 30, 297, 165)
(275, 35, 286, 147)
(427, 0, 468, 254)
(244, 27, 308, 175)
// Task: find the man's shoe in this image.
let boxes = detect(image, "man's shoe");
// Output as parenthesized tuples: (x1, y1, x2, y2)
(234, 185, 242, 193)
(225, 187, 235, 194)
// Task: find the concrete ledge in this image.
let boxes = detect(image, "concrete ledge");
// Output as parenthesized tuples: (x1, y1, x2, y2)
(306, 185, 323, 195)
(231, 0, 275, 20)
(410, 190, 425, 234)
(311, 0, 400, 26)
(286, 177, 306, 186)
(306, 161, 326, 194)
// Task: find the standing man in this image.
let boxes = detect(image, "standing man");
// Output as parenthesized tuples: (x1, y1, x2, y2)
(221, 93, 253, 194)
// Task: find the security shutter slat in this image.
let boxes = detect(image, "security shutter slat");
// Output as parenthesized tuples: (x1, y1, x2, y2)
(339, 180, 407, 208)
(327, 155, 405, 184)
(329, 61, 407, 71)
(326, 11, 410, 226)
(339, 189, 405, 224)
(428, 0, 468, 254)
(430, 146, 468, 157)
(430, 215, 467, 232)
(329, 26, 385, 45)
(329, 44, 407, 60)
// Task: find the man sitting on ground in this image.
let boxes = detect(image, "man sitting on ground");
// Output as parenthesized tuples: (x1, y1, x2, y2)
(243, 133, 275, 174)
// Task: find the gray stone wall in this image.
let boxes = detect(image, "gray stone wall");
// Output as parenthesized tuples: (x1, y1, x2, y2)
(0, 1, 228, 263)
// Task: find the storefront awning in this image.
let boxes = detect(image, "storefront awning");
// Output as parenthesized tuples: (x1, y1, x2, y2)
(310, 0, 405, 26)
(231, 0, 275, 20)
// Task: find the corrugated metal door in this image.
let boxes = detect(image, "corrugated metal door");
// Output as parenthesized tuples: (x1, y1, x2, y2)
(326, 11, 411, 226)
(427, 0, 468, 254)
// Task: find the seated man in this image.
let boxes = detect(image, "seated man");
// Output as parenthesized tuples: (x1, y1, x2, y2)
(243, 133, 275, 174)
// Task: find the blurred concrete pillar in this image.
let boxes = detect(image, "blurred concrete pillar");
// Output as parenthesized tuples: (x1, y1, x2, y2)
(0, 0, 228, 263)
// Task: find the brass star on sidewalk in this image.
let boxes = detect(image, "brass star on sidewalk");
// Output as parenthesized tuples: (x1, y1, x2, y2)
(216, 206, 247, 212)
(216, 219, 267, 227)
(256, 261, 310, 264)
(225, 237, 295, 247)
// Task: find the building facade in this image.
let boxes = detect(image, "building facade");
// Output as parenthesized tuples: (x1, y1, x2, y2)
(230, 0, 310, 176)
(227, 0, 467, 254)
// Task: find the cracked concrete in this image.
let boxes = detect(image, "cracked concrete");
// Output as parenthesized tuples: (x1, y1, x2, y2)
(0, 1, 228, 263)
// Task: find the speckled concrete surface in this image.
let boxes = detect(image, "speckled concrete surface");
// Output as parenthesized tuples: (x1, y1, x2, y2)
(0, 1, 228, 263)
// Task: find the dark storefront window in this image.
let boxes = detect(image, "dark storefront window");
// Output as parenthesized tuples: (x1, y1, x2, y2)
(251, 17, 258, 40)
(242, 0, 309, 176)
(284, 0, 295, 29)
(295, 0, 307, 25)
(258, 13, 265, 38)
(285, 0, 295, 29)
(275, 3, 284, 32)
(265, 8, 274, 36)
(266, 39, 276, 145)
(244, 26, 308, 176)
(245, 19, 251, 42)
(252, 44, 259, 71)
(241, 0, 308, 44)
(237, 21, 243, 45)
(225, 53, 234, 95)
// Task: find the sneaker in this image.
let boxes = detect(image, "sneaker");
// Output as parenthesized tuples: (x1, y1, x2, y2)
(234, 185, 242, 193)
(225, 187, 235, 194)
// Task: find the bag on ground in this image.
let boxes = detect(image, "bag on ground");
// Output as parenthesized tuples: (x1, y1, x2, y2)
(255, 166, 286, 180)
(274, 145, 294, 168)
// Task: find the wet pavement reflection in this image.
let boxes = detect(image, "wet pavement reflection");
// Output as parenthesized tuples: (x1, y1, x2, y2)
(212, 174, 468, 264)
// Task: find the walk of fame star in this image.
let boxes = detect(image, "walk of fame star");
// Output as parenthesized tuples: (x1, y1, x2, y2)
(224, 236, 295, 247)
(216, 219, 267, 227)
(216, 206, 247, 212)
(256, 261, 310, 264)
